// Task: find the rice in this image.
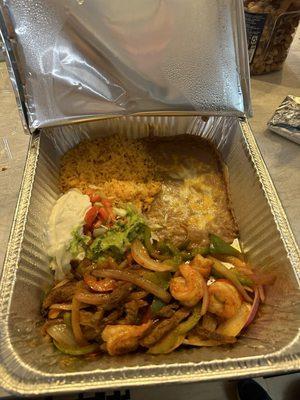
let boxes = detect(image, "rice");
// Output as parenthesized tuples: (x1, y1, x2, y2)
(60, 135, 161, 209)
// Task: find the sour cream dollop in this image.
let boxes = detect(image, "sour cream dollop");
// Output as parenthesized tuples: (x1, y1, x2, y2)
(47, 190, 91, 279)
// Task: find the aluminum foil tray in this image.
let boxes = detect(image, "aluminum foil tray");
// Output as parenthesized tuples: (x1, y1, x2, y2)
(0, 116, 299, 396)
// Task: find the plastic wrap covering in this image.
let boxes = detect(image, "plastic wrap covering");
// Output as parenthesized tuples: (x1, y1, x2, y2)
(0, 0, 251, 131)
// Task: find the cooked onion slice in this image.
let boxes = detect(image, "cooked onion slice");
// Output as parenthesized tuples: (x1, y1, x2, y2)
(74, 292, 110, 306)
(200, 278, 209, 317)
(84, 273, 116, 292)
(244, 287, 260, 328)
(72, 297, 88, 346)
(131, 240, 176, 272)
(48, 309, 62, 319)
(46, 323, 98, 355)
(184, 337, 221, 347)
(216, 302, 251, 337)
(94, 269, 171, 303)
(52, 279, 70, 290)
(49, 303, 72, 310)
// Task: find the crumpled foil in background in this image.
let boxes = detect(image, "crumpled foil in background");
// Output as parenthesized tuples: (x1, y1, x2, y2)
(268, 95, 300, 144)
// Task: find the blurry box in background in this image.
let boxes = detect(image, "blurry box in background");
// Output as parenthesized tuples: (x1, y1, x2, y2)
(244, 0, 300, 75)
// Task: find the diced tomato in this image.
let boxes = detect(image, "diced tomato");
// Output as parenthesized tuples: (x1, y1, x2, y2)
(106, 211, 115, 224)
(98, 207, 109, 222)
(90, 193, 102, 203)
(84, 206, 99, 229)
(85, 188, 95, 197)
(93, 219, 102, 229)
(101, 198, 115, 222)
(84, 198, 115, 228)
(101, 198, 112, 208)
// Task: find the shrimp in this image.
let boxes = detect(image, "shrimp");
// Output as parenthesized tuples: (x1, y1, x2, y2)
(169, 264, 204, 307)
(208, 279, 242, 319)
(190, 254, 213, 279)
(102, 321, 152, 356)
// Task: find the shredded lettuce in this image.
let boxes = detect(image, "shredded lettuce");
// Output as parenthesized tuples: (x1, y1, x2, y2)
(69, 228, 90, 260)
(89, 205, 146, 261)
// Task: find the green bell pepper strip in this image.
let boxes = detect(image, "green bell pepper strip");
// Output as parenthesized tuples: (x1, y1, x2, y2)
(156, 272, 172, 289)
(138, 270, 171, 289)
(191, 246, 211, 257)
(146, 232, 210, 264)
(176, 305, 202, 335)
(148, 305, 202, 354)
(177, 239, 191, 251)
(179, 251, 193, 261)
(53, 340, 99, 356)
(151, 298, 166, 315)
(143, 226, 156, 255)
(63, 312, 72, 327)
(176, 247, 210, 262)
(164, 247, 210, 265)
(143, 228, 171, 260)
(209, 257, 254, 287)
(145, 230, 210, 265)
(165, 241, 180, 256)
(235, 273, 254, 287)
(208, 256, 252, 302)
(209, 234, 241, 257)
(157, 241, 179, 257)
(168, 254, 183, 267)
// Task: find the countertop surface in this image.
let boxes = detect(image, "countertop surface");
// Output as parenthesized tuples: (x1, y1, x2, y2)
(0, 30, 299, 400)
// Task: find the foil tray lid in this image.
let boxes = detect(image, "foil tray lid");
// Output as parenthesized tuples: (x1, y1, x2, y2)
(0, 0, 251, 132)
